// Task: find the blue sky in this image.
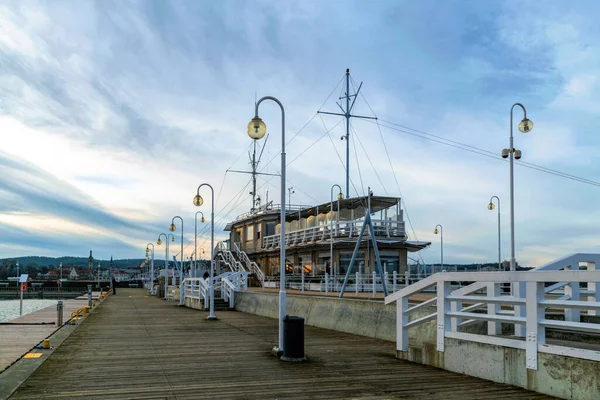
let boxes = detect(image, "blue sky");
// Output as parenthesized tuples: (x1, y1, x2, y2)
(0, 0, 599, 266)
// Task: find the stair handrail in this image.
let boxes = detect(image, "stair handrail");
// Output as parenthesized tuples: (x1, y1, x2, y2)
(222, 271, 249, 308)
(216, 242, 245, 272)
(182, 277, 209, 308)
(232, 242, 265, 285)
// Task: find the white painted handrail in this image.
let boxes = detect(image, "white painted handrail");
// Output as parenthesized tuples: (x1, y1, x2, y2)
(385, 269, 600, 371)
(222, 271, 249, 308)
(182, 277, 210, 309)
(232, 242, 265, 285)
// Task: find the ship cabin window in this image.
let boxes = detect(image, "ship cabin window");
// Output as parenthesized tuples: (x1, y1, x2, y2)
(244, 225, 254, 243)
(234, 228, 242, 244)
(255, 223, 261, 240)
(266, 222, 276, 236)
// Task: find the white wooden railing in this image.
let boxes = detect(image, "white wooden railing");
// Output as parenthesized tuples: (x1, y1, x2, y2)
(262, 219, 406, 249)
(222, 271, 249, 308)
(182, 277, 210, 309)
(385, 269, 600, 371)
(232, 242, 265, 285)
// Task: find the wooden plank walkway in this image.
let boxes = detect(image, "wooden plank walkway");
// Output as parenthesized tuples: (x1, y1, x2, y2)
(0, 297, 95, 372)
(10, 289, 554, 399)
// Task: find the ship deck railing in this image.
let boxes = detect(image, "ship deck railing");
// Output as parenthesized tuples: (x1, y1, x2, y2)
(262, 219, 406, 249)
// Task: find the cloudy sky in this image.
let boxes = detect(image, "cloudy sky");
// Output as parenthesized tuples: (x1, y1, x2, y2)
(0, 0, 599, 266)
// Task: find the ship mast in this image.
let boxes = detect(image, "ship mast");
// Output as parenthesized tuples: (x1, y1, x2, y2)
(318, 69, 377, 198)
(229, 133, 277, 212)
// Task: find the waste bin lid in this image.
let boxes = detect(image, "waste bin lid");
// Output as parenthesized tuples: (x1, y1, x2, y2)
(284, 315, 304, 322)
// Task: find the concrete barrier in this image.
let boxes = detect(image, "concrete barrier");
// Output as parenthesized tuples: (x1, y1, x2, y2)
(234, 291, 438, 343)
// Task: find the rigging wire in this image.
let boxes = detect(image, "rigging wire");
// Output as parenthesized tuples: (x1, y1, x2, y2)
(350, 124, 389, 196)
(351, 124, 366, 196)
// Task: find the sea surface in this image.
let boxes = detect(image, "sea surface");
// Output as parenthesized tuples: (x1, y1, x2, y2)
(0, 299, 58, 323)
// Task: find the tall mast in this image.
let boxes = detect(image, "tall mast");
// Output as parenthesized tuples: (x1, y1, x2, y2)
(318, 68, 377, 198)
(251, 140, 258, 211)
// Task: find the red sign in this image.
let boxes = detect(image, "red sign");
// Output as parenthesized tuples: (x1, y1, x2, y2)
(22, 282, 28, 290)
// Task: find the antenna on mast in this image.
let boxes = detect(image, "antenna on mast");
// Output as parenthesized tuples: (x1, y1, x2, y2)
(317, 68, 378, 198)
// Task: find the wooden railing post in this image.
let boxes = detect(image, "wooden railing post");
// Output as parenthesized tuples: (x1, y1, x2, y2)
(397, 296, 409, 352)
(526, 281, 545, 370)
(565, 264, 581, 322)
(436, 281, 450, 352)
(487, 283, 502, 335)
(589, 262, 598, 316)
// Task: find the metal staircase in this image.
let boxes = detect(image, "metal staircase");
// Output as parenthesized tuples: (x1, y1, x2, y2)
(215, 242, 264, 286)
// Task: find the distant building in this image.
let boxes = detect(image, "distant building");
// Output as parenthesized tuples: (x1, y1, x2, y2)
(69, 267, 78, 280)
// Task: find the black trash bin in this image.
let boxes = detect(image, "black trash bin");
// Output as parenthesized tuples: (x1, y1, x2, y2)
(282, 315, 305, 361)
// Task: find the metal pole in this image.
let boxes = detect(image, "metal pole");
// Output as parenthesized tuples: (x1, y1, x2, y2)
(372, 271, 376, 298)
(57, 300, 63, 326)
(19, 282, 23, 316)
(255, 96, 286, 353)
(330, 184, 341, 284)
(509, 107, 515, 274)
(355, 271, 359, 297)
(59, 263, 62, 289)
(88, 285, 92, 307)
(97, 263, 100, 289)
(345, 69, 350, 198)
(325, 272, 328, 296)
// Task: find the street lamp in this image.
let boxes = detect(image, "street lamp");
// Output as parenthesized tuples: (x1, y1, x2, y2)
(59, 262, 62, 289)
(434, 224, 443, 272)
(488, 196, 502, 271)
(146, 243, 155, 294)
(157, 233, 174, 300)
(330, 184, 343, 277)
(248, 95, 286, 354)
(503, 103, 534, 273)
(194, 183, 217, 320)
(194, 211, 206, 277)
(16, 261, 19, 278)
(170, 216, 184, 305)
(288, 187, 295, 211)
(97, 263, 101, 288)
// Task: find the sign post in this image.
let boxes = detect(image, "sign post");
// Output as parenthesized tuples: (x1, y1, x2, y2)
(19, 274, 28, 317)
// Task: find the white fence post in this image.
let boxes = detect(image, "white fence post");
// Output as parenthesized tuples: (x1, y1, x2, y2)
(487, 283, 502, 335)
(525, 281, 545, 370)
(301, 268, 305, 294)
(393, 271, 397, 293)
(565, 264, 581, 322)
(397, 296, 409, 352)
(325, 273, 329, 296)
(405, 270, 409, 286)
(385, 271, 389, 287)
(514, 282, 526, 337)
(355, 272, 359, 297)
(372, 271, 376, 298)
(589, 262, 598, 316)
(436, 280, 450, 352)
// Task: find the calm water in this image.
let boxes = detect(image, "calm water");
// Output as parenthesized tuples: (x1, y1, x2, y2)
(0, 299, 58, 323)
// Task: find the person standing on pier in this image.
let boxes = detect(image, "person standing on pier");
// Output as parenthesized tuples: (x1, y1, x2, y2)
(112, 277, 117, 295)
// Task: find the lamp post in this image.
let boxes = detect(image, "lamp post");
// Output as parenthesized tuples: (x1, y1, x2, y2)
(97, 263, 101, 288)
(157, 233, 174, 299)
(59, 262, 62, 289)
(434, 224, 443, 272)
(194, 183, 217, 320)
(248, 95, 286, 354)
(488, 196, 502, 271)
(169, 216, 184, 305)
(502, 103, 534, 273)
(194, 211, 206, 277)
(146, 243, 155, 295)
(330, 184, 344, 277)
(288, 187, 294, 211)
(16, 261, 19, 278)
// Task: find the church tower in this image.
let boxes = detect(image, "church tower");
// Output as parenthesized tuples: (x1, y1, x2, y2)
(88, 250, 94, 280)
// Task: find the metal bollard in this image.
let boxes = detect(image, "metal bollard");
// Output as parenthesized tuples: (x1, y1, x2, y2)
(57, 300, 63, 326)
(87, 285, 92, 307)
(325, 273, 329, 296)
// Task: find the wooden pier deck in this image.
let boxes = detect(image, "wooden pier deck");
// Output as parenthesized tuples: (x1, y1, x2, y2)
(10, 289, 554, 399)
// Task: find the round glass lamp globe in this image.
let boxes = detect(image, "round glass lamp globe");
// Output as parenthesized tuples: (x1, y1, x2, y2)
(169, 223, 176, 232)
(434, 228, 439, 235)
(488, 203, 495, 210)
(157, 239, 162, 245)
(518, 118, 534, 133)
(193, 194, 204, 207)
(201, 217, 206, 223)
(171, 236, 175, 242)
(337, 193, 344, 200)
(247, 117, 267, 140)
